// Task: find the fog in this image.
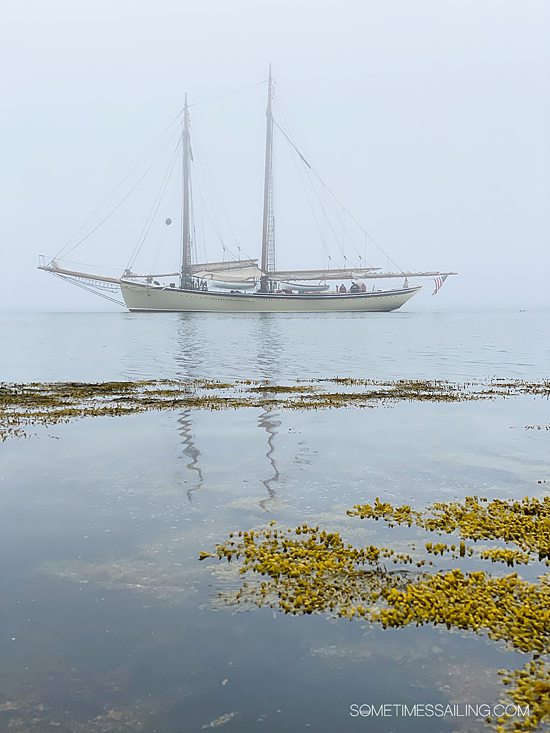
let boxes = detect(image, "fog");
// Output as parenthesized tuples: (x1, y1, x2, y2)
(2, 0, 549, 311)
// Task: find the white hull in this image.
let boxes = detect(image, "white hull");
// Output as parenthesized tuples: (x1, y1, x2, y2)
(120, 282, 421, 313)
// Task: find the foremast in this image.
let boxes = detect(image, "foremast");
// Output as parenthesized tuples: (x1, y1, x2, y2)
(260, 66, 275, 293)
(180, 93, 192, 289)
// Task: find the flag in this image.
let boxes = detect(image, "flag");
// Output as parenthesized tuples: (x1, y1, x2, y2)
(432, 274, 448, 296)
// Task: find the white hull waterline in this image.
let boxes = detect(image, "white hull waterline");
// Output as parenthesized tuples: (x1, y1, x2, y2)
(120, 281, 421, 312)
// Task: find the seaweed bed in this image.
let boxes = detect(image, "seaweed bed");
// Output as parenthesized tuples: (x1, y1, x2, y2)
(1, 377, 549, 441)
(202, 496, 550, 733)
(2, 378, 549, 731)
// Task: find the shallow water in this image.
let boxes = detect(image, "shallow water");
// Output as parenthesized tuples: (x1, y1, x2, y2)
(0, 310, 548, 732)
(1, 308, 548, 382)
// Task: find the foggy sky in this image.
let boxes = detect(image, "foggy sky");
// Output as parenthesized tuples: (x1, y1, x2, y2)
(2, 0, 550, 311)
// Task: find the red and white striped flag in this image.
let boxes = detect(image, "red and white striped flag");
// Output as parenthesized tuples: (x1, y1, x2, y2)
(432, 274, 448, 296)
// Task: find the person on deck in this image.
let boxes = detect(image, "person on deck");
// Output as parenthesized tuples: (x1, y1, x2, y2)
(350, 281, 360, 293)
(339, 284, 347, 294)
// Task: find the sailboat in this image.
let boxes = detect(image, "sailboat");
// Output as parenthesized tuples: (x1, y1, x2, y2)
(39, 68, 455, 312)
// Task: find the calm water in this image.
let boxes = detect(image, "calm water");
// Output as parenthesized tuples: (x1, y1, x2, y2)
(0, 309, 548, 733)
(1, 309, 549, 382)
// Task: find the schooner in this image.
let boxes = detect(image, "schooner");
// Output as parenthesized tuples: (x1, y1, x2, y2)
(39, 67, 455, 312)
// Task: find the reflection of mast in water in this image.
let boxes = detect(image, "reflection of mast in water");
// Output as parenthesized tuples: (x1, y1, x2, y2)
(256, 313, 283, 510)
(177, 409, 204, 503)
(258, 408, 281, 511)
(256, 313, 282, 378)
(175, 315, 206, 502)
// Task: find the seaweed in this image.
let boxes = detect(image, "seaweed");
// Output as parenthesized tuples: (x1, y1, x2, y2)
(201, 496, 550, 731)
(2, 377, 549, 440)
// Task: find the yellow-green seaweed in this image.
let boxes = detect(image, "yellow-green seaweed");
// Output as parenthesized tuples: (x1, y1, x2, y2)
(202, 496, 550, 731)
(2, 377, 549, 440)
(209, 522, 549, 654)
(348, 496, 550, 561)
(492, 660, 550, 732)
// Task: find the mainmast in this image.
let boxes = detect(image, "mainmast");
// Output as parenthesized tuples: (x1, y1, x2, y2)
(180, 93, 192, 289)
(260, 66, 275, 293)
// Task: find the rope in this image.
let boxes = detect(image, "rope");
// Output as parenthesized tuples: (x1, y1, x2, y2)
(126, 136, 182, 270)
(190, 126, 256, 261)
(190, 175, 198, 265)
(54, 258, 126, 272)
(58, 127, 182, 261)
(272, 102, 405, 273)
(53, 274, 125, 307)
(272, 100, 362, 267)
(189, 79, 265, 108)
(56, 116, 183, 260)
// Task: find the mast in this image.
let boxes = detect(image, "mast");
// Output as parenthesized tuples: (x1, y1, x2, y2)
(260, 65, 275, 292)
(180, 93, 192, 288)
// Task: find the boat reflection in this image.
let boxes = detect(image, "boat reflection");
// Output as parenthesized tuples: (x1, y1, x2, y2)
(171, 312, 283, 506)
(177, 410, 204, 503)
(175, 316, 206, 502)
(258, 408, 281, 511)
(256, 314, 283, 510)
(256, 313, 283, 379)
